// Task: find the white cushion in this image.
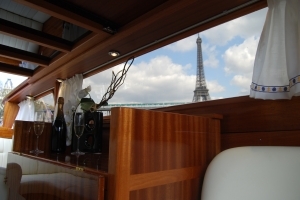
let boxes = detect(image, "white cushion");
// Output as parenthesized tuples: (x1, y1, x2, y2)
(0, 138, 12, 168)
(0, 167, 8, 200)
(201, 146, 300, 200)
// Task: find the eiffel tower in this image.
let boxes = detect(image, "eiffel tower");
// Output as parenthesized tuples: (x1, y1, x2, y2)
(193, 34, 210, 102)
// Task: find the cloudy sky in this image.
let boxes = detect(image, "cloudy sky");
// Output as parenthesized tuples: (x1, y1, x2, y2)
(83, 8, 268, 104)
(0, 8, 268, 105)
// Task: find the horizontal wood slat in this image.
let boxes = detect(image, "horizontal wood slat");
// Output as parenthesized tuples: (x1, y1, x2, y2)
(0, 127, 14, 139)
(129, 166, 203, 191)
(221, 130, 300, 151)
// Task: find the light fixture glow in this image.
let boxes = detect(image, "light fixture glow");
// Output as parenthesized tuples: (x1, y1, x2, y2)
(26, 95, 34, 100)
(56, 78, 64, 82)
(108, 50, 120, 57)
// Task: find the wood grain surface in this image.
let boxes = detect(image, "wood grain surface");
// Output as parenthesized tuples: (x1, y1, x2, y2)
(108, 107, 221, 200)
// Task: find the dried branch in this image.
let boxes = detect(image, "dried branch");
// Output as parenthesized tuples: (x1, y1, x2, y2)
(95, 57, 134, 109)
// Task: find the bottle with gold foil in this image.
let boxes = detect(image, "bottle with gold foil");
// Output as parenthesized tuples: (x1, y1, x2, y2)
(51, 97, 67, 153)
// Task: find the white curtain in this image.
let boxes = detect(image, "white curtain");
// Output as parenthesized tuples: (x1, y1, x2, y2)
(250, 0, 300, 99)
(15, 99, 35, 122)
(55, 74, 83, 146)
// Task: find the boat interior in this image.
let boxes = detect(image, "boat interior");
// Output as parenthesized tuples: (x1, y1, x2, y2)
(1, 0, 300, 199)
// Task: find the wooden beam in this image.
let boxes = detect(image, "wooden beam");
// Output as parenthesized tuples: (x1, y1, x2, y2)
(2, 102, 19, 129)
(0, 19, 72, 53)
(0, 44, 50, 67)
(0, 56, 20, 66)
(14, 0, 117, 34)
(0, 62, 33, 77)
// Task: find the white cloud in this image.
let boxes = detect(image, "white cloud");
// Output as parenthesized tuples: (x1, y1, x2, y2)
(231, 75, 251, 87)
(223, 36, 259, 75)
(203, 44, 219, 68)
(165, 35, 197, 52)
(207, 80, 225, 93)
(202, 8, 267, 46)
(84, 56, 197, 103)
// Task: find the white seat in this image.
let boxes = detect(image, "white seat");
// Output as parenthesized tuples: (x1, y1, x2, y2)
(201, 146, 300, 200)
(0, 137, 12, 200)
(0, 137, 12, 168)
(0, 167, 8, 200)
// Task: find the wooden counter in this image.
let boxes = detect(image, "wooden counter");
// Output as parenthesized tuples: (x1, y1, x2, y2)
(12, 107, 222, 200)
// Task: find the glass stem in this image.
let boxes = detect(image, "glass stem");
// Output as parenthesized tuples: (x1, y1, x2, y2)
(77, 137, 80, 152)
(36, 136, 39, 150)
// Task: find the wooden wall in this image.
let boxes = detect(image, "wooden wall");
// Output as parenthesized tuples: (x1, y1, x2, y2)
(156, 96, 300, 151)
(108, 107, 221, 200)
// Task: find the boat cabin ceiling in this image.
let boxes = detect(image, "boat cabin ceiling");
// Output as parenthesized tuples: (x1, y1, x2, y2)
(0, 0, 267, 103)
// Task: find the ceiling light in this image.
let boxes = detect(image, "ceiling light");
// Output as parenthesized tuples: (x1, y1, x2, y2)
(56, 78, 64, 82)
(108, 50, 120, 57)
(26, 95, 34, 100)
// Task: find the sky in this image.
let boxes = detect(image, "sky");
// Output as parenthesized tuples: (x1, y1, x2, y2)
(0, 8, 268, 105)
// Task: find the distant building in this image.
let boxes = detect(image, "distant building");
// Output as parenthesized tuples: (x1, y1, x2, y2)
(193, 34, 210, 102)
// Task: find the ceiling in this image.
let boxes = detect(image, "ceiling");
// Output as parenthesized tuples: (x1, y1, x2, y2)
(0, 0, 267, 103)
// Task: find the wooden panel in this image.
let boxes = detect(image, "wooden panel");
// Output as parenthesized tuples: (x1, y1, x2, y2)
(13, 120, 52, 154)
(129, 111, 208, 174)
(221, 130, 300, 151)
(7, 153, 105, 200)
(157, 96, 300, 134)
(129, 166, 203, 191)
(4, 0, 266, 103)
(0, 127, 14, 138)
(130, 178, 201, 200)
(157, 96, 300, 149)
(39, 17, 64, 57)
(2, 101, 19, 128)
(108, 107, 221, 200)
(0, 62, 33, 77)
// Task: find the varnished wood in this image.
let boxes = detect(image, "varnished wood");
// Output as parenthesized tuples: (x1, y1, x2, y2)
(0, 56, 20, 66)
(2, 101, 19, 128)
(12, 108, 221, 200)
(7, 153, 105, 200)
(157, 95, 300, 149)
(3, 0, 267, 103)
(0, 62, 33, 77)
(14, 0, 115, 34)
(38, 17, 64, 57)
(0, 127, 14, 138)
(221, 130, 300, 151)
(129, 166, 203, 191)
(13, 121, 52, 154)
(0, 44, 50, 67)
(0, 18, 72, 53)
(108, 107, 221, 200)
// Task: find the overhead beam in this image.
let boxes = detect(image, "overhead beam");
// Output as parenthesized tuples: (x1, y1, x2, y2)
(0, 19, 72, 53)
(14, 0, 117, 34)
(0, 62, 33, 77)
(0, 56, 20, 66)
(0, 44, 50, 67)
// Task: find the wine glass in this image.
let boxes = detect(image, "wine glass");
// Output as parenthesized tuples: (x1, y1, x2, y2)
(30, 111, 45, 154)
(71, 111, 85, 155)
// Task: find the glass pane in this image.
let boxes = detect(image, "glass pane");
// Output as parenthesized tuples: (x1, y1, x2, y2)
(83, 8, 267, 115)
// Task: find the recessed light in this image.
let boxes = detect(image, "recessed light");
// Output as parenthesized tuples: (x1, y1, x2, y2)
(108, 50, 120, 57)
(26, 95, 34, 100)
(56, 78, 64, 82)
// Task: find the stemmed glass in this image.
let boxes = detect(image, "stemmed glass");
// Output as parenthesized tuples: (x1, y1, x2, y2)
(30, 111, 45, 154)
(71, 111, 85, 155)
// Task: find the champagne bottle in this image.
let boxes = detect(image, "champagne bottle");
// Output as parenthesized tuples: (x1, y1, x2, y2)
(51, 97, 67, 153)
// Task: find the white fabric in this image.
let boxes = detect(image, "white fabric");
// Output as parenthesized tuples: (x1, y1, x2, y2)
(0, 138, 12, 168)
(250, 0, 300, 99)
(15, 99, 35, 122)
(201, 146, 300, 200)
(0, 167, 8, 200)
(56, 74, 83, 146)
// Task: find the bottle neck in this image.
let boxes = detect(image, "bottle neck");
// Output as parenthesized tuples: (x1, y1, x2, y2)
(57, 103, 64, 118)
